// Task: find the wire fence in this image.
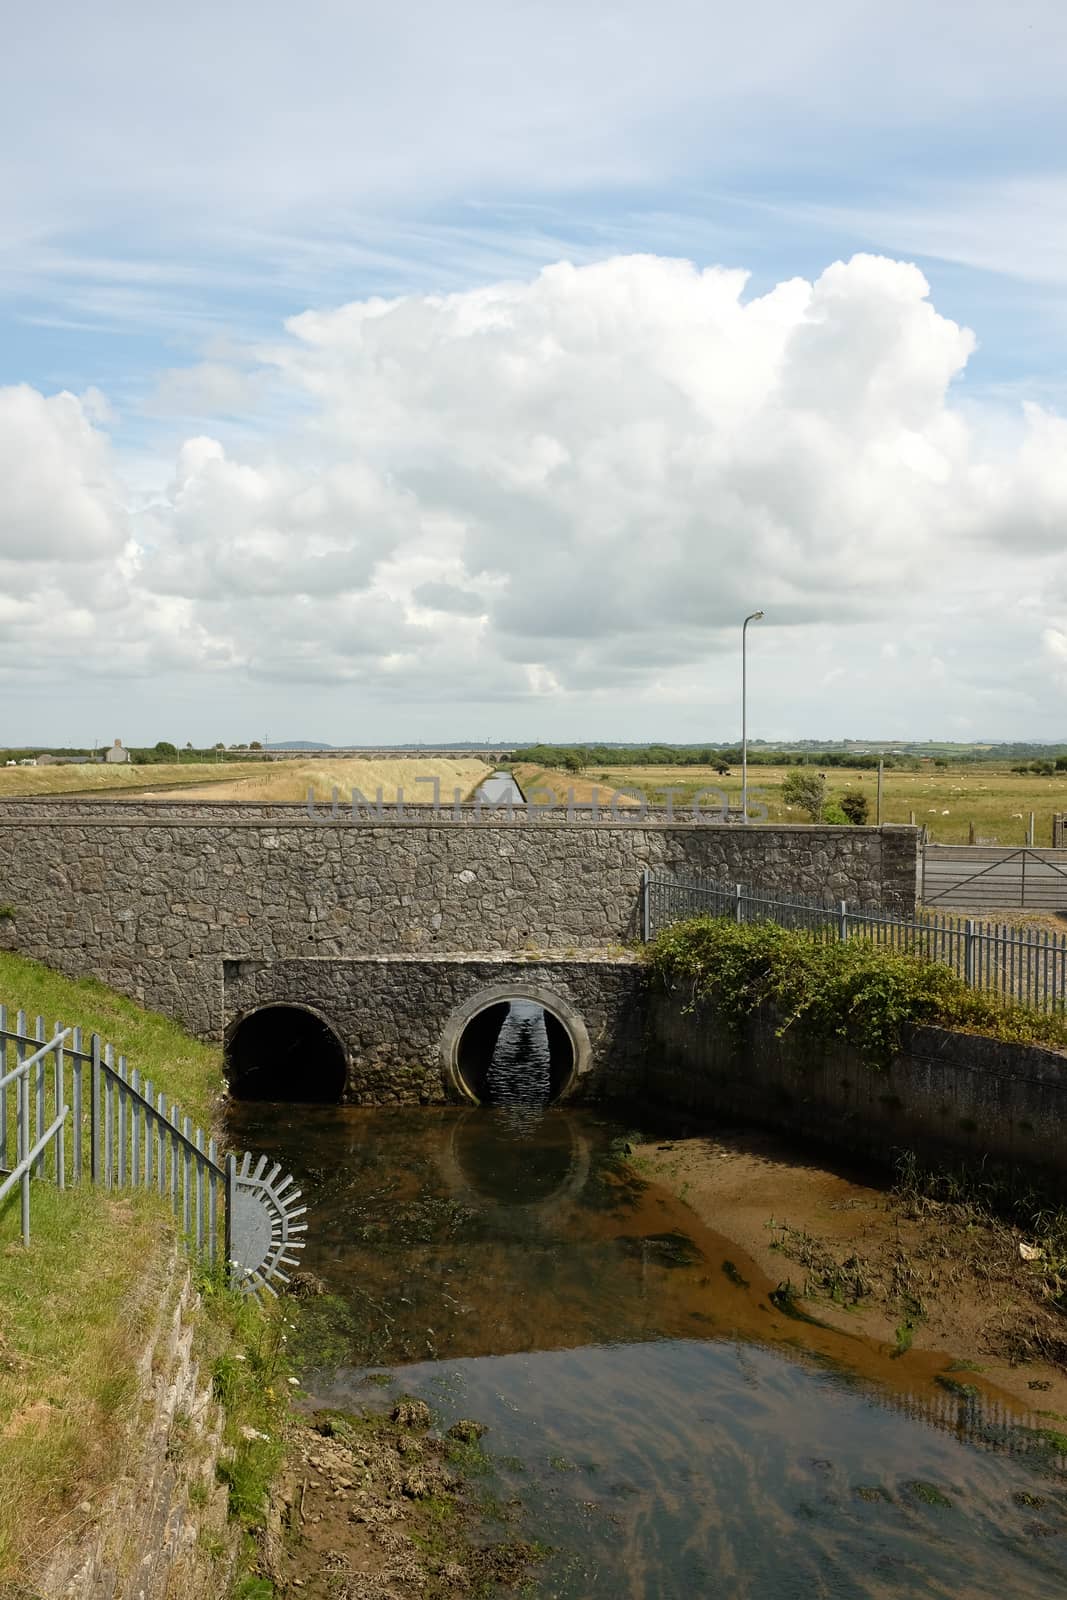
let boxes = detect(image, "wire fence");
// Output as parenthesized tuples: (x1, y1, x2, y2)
(642, 872, 1067, 1014)
(0, 1004, 306, 1293)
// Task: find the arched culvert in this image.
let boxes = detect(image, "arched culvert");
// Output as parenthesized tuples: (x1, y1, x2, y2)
(225, 1003, 347, 1103)
(441, 984, 592, 1105)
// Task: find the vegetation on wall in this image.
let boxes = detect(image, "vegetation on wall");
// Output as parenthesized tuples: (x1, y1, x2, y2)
(645, 916, 1067, 1066)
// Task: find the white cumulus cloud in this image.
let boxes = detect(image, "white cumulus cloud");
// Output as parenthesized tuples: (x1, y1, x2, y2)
(5, 251, 1067, 737)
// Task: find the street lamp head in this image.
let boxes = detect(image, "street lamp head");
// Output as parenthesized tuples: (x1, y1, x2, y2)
(748, 609, 764, 622)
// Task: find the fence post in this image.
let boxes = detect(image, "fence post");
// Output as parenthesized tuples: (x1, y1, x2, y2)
(964, 919, 976, 988)
(735, 883, 744, 925)
(18, 1068, 30, 1246)
(224, 1153, 237, 1284)
(838, 900, 848, 942)
(90, 1035, 102, 1185)
(1028, 812, 1035, 847)
(641, 867, 651, 943)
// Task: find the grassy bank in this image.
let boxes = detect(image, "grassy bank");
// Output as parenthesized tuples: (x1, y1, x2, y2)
(0, 954, 228, 1587)
(646, 915, 1067, 1065)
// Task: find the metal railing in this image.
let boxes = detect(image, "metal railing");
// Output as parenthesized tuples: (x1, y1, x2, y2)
(0, 1024, 71, 1244)
(0, 1004, 305, 1293)
(642, 871, 1067, 1014)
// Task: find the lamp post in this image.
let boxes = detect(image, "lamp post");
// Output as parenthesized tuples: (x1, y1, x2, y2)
(740, 610, 764, 824)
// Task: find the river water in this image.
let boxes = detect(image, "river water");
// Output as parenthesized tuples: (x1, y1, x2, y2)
(226, 1012, 1067, 1598)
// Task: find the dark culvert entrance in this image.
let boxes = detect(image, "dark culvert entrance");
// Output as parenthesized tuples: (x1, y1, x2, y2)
(455, 999, 575, 1106)
(226, 1004, 347, 1102)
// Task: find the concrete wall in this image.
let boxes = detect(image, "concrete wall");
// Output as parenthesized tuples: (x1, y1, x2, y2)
(647, 993, 1067, 1184)
(0, 809, 918, 1039)
(223, 953, 646, 1104)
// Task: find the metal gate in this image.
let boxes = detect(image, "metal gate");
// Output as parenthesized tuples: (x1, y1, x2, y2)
(921, 845, 1067, 910)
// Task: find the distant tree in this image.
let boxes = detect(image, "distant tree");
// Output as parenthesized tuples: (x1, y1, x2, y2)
(249, 741, 262, 750)
(781, 769, 827, 821)
(1032, 760, 1055, 776)
(1056, 755, 1067, 772)
(840, 792, 870, 826)
(214, 742, 225, 750)
(153, 740, 178, 760)
(714, 761, 730, 776)
(561, 751, 583, 774)
(934, 757, 949, 769)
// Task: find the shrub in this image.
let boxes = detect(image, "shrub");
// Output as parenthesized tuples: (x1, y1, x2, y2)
(781, 769, 826, 821)
(840, 792, 870, 826)
(645, 915, 1067, 1067)
(822, 802, 849, 824)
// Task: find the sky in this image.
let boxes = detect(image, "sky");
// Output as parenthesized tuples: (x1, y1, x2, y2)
(3, 0, 1067, 747)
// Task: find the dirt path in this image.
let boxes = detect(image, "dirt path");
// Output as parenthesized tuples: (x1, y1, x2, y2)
(632, 1125, 1067, 1417)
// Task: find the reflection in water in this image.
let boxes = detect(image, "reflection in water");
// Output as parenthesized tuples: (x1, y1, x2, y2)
(226, 1101, 1067, 1598)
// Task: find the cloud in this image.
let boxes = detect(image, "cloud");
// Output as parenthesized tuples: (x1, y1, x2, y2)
(0, 385, 128, 561)
(5, 250, 1067, 737)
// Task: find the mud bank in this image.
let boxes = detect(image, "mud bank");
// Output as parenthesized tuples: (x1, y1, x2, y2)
(633, 1122, 1067, 1416)
(260, 1399, 543, 1598)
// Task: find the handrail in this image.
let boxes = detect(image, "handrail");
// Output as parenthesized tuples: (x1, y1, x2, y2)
(0, 1027, 71, 1091)
(0, 1003, 306, 1293)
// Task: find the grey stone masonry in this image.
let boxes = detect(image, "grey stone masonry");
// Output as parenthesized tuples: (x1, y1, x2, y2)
(0, 807, 919, 1039)
(223, 954, 646, 1104)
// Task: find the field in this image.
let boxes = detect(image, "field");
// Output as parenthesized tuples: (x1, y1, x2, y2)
(0, 759, 264, 798)
(541, 763, 1067, 846)
(0, 757, 493, 805)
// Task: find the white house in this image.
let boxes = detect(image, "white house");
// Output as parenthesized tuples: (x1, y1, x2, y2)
(104, 739, 131, 765)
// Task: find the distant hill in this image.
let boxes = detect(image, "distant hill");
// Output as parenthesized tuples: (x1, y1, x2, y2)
(265, 740, 335, 750)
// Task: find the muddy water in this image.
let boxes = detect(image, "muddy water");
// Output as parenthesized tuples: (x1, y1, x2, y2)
(226, 1089, 1067, 1598)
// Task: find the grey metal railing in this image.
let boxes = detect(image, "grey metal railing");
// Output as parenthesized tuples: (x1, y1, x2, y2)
(0, 1023, 71, 1244)
(0, 1004, 306, 1294)
(642, 870, 1067, 1014)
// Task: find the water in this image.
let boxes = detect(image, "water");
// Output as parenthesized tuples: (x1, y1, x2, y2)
(474, 770, 526, 806)
(226, 1086, 1067, 1597)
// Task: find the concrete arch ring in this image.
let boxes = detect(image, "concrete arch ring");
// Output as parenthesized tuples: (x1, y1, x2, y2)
(440, 982, 592, 1104)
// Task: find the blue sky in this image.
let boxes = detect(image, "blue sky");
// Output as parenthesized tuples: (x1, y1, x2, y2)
(3, 1, 1067, 745)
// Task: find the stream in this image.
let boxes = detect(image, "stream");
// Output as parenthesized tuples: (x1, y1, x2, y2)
(226, 1009, 1067, 1598)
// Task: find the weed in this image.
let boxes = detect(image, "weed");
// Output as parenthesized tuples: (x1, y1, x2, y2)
(892, 1319, 914, 1356)
(645, 917, 1067, 1066)
(904, 1480, 953, 1508)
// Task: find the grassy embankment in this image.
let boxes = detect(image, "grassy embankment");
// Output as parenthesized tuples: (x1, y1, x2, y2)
(513, 760, 1067, 846)
(0, 952, 286, 1590)
(0, 756, 494, 807)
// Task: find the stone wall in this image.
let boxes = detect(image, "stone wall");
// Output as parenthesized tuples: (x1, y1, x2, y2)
(223, 953, 646, 1104)
(38, 1260, 236, 1599)
(0, 807, 918, 1039)
(647, 992, 1067, 1184)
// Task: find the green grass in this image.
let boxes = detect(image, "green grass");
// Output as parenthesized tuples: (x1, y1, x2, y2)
(0, 954, 228, 1588)
(0, 1183, 170, 1581)
(0, 949, 224, 1126)
(552, 760, 1067, 847)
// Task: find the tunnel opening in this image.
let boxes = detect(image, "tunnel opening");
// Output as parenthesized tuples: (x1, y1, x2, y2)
(454, 998, 575, 1106)
(226, 1004, 347, 1103)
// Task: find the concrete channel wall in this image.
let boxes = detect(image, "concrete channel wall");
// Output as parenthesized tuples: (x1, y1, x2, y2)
(0, 808, 918, 1039)
(647, 993, 1067, 1183)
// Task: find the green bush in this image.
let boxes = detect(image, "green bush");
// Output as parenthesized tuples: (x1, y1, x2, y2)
(822, 802, 849, 825)
(781, 769, 826, 821)
(645, 916, 1067, 1067)
(840, 792, 870, 825)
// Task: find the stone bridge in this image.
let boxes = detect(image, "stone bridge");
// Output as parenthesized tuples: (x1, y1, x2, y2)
(0, 804, 919, 1103)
